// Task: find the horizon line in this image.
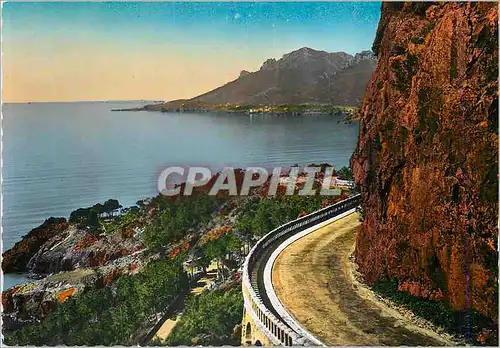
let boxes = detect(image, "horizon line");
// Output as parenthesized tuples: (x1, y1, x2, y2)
(1, 99, 165, 104)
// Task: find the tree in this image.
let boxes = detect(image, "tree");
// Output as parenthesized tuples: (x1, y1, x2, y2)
(87, 209, 100, 231)
(103, 199, 122, 218)
(69, 207, 100, 230)
(204, 239, 223, 274)
(165, 289, 243, 346)
(336, 166, 354, 181)
(69, 208, 91, 224)
(5, 258, 186, 346)
(223, 233, 242, 261)
(142, 196, 219, 252)
(193, 248, 210, 273)
(92, 203, 105, 218)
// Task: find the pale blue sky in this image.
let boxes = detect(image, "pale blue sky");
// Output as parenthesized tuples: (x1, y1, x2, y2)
(3, 2, 381, 102)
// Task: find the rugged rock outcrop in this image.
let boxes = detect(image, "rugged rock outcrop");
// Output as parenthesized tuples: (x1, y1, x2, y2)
(351, 0, 497, 331)
(310, 50, 377, 106)
(1, 194, 241, 333)
(239, 70, 251, 78)
(2, 250, 146, 331)
(2, 218, 69, 273)
(259, 58, 278, 71)
(26, 226, 145, 275)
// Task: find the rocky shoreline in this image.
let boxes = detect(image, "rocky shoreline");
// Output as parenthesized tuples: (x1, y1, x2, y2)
(2, 216, 148, 331)
(3, 217, 69, 273)
(2, 167, 354, 344)
(1, 190, 240, 340)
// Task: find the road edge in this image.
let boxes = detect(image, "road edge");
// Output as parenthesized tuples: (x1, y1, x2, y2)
(263, 209, 358, 346)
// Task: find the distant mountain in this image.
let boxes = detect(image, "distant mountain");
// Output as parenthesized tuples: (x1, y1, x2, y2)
(305, 50, 378, 106)
(157, 47, 376, 109)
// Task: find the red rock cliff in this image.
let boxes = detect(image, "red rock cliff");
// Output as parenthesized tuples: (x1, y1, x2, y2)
(2, 217, 69, 273)
(351, 1, 498, 323)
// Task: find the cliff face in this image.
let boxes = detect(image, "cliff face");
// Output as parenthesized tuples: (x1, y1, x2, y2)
(2, 218, 69, 273)
(351, 1, 498, 324)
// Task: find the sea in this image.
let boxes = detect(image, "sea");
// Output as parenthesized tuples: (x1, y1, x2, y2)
(1, 101, 359, 289)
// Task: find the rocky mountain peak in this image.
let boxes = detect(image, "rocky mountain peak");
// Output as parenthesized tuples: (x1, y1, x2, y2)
(160, 46, 376, 107)
(281, 46, 317, 60)
(239, 70, 251, 78)
(353, 50, 376, 62)
(259, 58, 278, 71)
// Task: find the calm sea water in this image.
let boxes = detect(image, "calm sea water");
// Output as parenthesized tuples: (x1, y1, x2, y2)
(1, 101, 358, 288)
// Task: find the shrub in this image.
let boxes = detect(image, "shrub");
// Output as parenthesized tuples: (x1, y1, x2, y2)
(371, 280, 498, 345)
(164, 289, 243, 346)
(5, 258, 187, 346)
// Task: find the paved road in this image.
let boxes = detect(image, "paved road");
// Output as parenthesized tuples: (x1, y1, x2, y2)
(272, 213, 454, 346)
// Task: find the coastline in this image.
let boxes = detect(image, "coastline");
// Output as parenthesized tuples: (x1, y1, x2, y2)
(2, 177, 355, 345)
(111, 103, 359, 121)
(112, 101, 357, 113)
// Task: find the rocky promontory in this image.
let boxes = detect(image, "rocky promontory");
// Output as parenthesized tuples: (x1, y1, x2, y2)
(114, 47, 377, 113)
(1, 200, 151, 331)
(3, 217, 69, 273)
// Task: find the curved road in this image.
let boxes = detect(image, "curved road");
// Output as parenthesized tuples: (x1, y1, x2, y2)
(272, 213, 454, 346)
(251, 228, 296, 332)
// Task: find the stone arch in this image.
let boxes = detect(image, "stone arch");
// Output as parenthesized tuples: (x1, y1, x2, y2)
(255, 340, 263, 346)
(245, 322, 252, 342)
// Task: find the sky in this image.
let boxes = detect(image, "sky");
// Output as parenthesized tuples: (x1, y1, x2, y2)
(2, 1, 381, 103)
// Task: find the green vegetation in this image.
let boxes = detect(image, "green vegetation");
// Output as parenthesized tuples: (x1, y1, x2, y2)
(69, 199, 123, 230)
(421, 22, 436, 37)
(194, 233, 243, 275)
(383, 119, 395, 133)
(450, 42, 458, 80)
(215, 103, 358, 115)
(393, 171, 403, 188)
(148, 101, 359, 115)
(336, 166, 354, 181)
(161, 289, 243, 346)
(371, 280, 497, 345)
(393, 60, 408, 92)
(391, 45, 406, 56)
(473, 18, 498, 83)
(7, 187, 356, 345)
(4, 258, 188, 346)
(235, 196, 332, 237)
(143, 196, 222, 252)
(478, 143, 498, 204)
(374, 134, 383, 152)
(414, 87, 441, 145)
(368, 167, 376, 183)
(411, 37, 425, 45)
(392, 55, 418, 94)
(400, 126, 409, 141)
(407, 54, 418, 76)
(102, 206, 142, 235)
